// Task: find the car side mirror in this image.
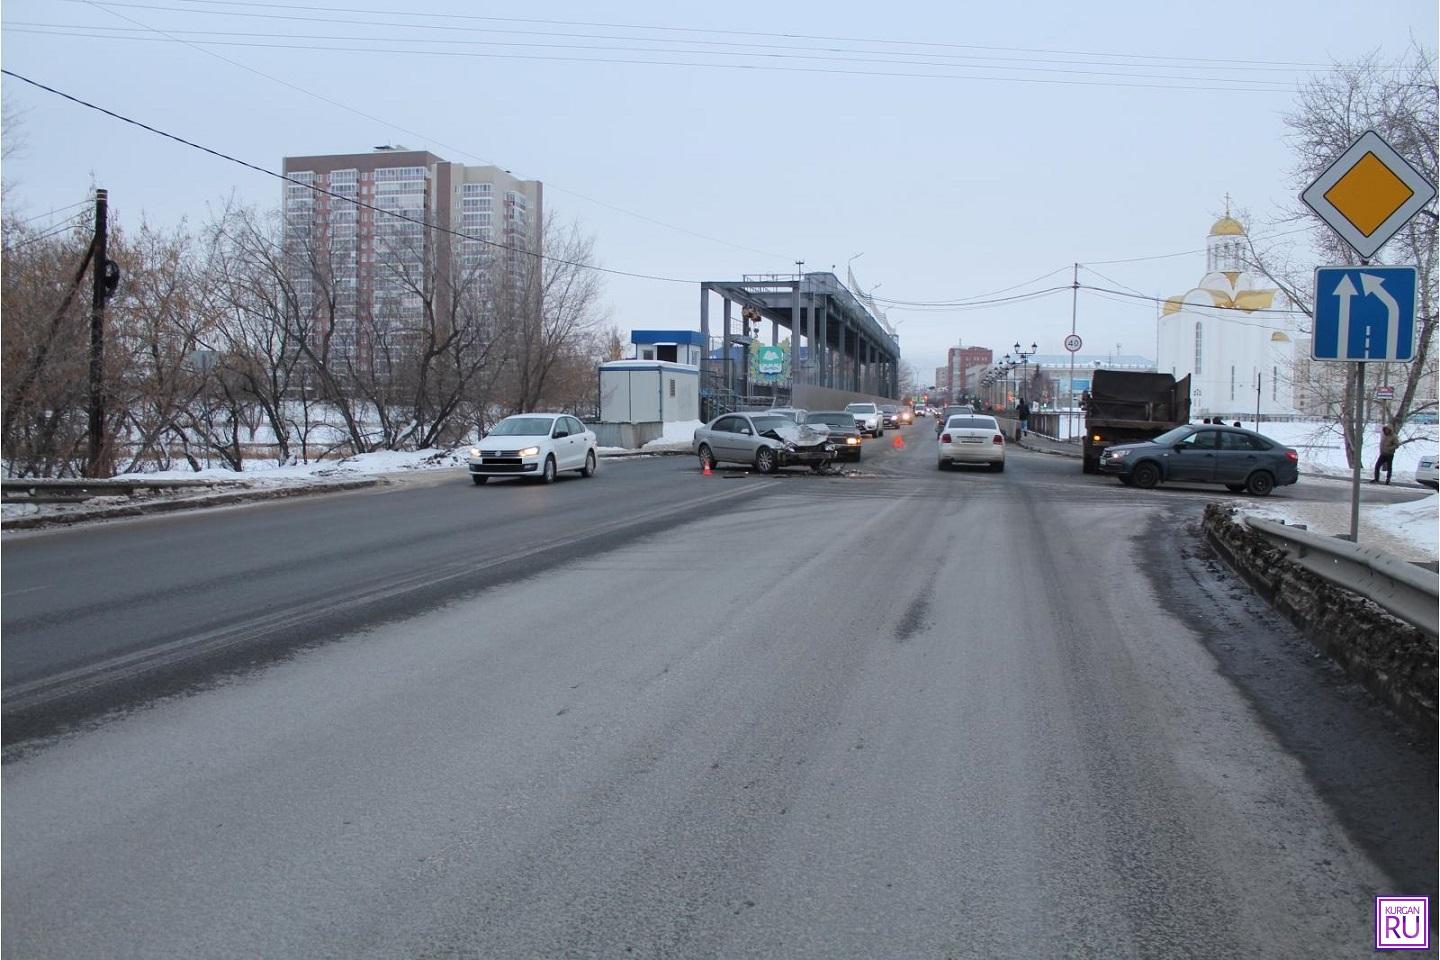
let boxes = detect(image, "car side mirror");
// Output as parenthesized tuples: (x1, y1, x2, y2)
(740, 428, 752, 436)
(554, 430, 568, 439)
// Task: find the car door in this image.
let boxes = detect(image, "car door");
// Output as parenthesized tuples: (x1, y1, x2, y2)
(704, 416, 733, 462)
(1171, 429, 1220, 482)
(550, 418, 576, 469)
(565, 418, 588, 467)
(1215, 431, 1264, 484)
(732, 415, 762, 462)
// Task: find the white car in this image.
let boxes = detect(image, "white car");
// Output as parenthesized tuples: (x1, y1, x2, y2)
(845, 402, 883, 437)
(937, 414, 1005, 472)
(468, 414, 598, 485)
(1416, 455, 1438, 489)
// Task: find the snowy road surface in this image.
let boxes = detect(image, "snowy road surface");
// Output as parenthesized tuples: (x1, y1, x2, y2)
(3, 425, 1435, 958)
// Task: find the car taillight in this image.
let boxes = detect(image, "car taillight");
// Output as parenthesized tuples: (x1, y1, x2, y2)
(993, 434, 1004, 445)
(941, 433, 952, 443)
(1286, 449, 1298, 462)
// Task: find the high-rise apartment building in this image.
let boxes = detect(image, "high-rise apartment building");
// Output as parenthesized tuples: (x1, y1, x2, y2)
(281, 147, 542, 351)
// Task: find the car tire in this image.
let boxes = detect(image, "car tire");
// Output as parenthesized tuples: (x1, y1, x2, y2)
(938, 459, 948, 471)
(540, 455, 557, 484)
(697, 444, 716, 472)
(992, 461, 1004, 473)
(1119, 475, 1135, 486)
(471, 475, 488, 485)
(754, 447, 778, 474)
(1225, 483, 1246, 493)
(1245, 470, 1275, 496)
(581, 450, 597, 477)
(1130, 461, 1161, 489)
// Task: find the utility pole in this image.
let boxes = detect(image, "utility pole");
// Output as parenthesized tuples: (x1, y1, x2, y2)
(85, 189, 109, 478)
(1068, 263, 1078, 440)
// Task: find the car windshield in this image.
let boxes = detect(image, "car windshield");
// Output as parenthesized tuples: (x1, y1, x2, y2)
(882, 405, 898, 413)
(808, 413, 856, 428)
(488, 417, 555, 437)
(751, 415, 791, 433)
(946, 417, 996, 429)
(1151, 426, 1196, 445)
(846, 403, 877, 413)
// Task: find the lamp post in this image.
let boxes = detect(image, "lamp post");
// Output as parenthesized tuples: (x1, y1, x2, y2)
(1013, 342, 1037, 404)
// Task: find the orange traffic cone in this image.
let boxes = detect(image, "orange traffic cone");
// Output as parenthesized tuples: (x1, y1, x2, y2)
(892, 432, 905, 450)
(702, 459, 713, 476)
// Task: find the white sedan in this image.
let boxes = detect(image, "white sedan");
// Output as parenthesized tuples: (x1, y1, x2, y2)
(468, 414, 598, 485)
(1417, 455, 1437, 489)
(937, 414, 1005, 472)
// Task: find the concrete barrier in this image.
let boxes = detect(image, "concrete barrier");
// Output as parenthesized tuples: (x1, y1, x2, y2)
(590, 421, 665, 449)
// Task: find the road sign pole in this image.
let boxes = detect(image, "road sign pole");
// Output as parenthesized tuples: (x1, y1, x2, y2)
(1068, 263, 1078, 442)
(1350, 361, 1365, 542)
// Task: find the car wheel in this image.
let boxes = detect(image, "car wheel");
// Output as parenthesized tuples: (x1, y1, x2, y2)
(992, 461, 1004, 473)
(937, 459, 948, 471)
(1225, 483, 1246, 493)
(471, 475, 488, 485)
(1119, 475, 1135, 486)
(581, 449, 597, 477)
(1130, 461, 1160, 489)
(754, 446, 778, 474)
(541, 455, 557, 484)
(697, 444, 716, 471)
(1245, 470, 1275, 496)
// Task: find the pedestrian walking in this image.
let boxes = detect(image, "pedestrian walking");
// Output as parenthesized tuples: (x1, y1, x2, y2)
(1371, 425, 1400, 484)
(1016, 397, 1030, 439)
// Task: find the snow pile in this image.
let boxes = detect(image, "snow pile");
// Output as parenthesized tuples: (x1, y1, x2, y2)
(1241, 492, 1439, 561)
(641, 420, 702, 452)
(121, 448, 469, 484)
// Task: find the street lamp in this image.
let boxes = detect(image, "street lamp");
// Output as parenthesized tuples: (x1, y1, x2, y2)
(1012, 341, 1037, 404)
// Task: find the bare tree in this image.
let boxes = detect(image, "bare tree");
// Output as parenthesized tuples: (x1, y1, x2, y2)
(501, 216, 605, 413)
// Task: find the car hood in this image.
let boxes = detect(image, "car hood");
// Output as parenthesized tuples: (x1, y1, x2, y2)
(760, 422, 828, 445)
(478, 433, 549, 449)
(1103, 440, 1160, 454)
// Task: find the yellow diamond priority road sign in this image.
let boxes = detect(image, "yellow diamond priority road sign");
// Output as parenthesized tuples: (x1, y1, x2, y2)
(1301, 130, 1436, 259)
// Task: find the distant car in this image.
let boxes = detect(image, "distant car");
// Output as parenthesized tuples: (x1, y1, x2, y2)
(845, 402, 883, 437)
(898, 407, 914, 425)
(937, 414, 1005, 472)
(1098, 424, 1298, 496)
(694, 412, 837, 473)
(935, 405, 974, 436)
(805, 410, 864, 462)
(468, 414, 598, 485)
(880, 405, 901, 429)
(1416, 455, 1438, 489)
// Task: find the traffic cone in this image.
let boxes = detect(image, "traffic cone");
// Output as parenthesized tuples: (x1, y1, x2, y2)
(892, 432, 905, 450)
(703, 459, 712, 476)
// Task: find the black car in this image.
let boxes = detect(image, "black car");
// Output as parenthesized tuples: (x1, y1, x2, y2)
(804, 410, 864, 462)
(880, 405, 900, 429)
(1098, 424, 1298, 496)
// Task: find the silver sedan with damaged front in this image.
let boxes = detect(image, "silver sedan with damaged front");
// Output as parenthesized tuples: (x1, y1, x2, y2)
(694, 412, 838, 474)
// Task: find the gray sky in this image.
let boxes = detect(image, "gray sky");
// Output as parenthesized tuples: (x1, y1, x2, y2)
(3, 0, 1435, 378)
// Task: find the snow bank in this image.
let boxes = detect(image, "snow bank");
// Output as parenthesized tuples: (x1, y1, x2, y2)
(641, 420, 702, 452)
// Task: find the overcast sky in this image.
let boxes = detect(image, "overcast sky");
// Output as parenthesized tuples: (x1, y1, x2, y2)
(3, 0, 1435, 378)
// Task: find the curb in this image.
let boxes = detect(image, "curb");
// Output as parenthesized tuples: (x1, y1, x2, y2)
(1, 478, 382, 531)
(598, 449, 691, 459)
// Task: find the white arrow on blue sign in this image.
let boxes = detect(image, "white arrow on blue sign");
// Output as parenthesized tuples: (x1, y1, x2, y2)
(1311, 266, 1418, 363)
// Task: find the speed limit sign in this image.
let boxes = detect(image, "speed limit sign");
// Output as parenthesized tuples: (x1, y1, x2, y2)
(1064, 334, 1083, 353)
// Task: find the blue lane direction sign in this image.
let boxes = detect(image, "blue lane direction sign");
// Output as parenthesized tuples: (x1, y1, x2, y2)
(1312, 266, 1418, 363)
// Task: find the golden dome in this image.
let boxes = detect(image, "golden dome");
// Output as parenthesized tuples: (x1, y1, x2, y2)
(1209, 216, 1245, 236)
(1162, 295, 1185, 316)
(1234, 290, 1276, 312)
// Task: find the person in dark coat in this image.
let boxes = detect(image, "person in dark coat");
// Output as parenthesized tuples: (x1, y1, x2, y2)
(1372, 425, 1400, 484)
(1016, 398, 1030, 438)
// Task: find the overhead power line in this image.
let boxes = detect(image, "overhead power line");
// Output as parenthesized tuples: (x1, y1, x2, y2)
(1, 69, 699, 284)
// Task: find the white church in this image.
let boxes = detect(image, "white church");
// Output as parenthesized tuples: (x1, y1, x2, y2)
(1156, 214, 1300, 418)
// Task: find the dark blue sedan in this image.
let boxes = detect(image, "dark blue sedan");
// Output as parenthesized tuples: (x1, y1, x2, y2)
(1098, 424, 1299, 496)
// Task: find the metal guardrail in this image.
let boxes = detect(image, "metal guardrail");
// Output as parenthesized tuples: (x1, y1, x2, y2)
(1244, 517, 1439, 639)
(2, 477, 243, 503)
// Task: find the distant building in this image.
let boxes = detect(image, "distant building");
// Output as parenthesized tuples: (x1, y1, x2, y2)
(935, 366, 951, 397)
(1156, 214, 1299, 417)
(281, 146, 542, 353)
(948, 346, 994, 395)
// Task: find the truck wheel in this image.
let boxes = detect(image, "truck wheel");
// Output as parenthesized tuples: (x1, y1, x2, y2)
(1082, 456, 1099, 475)
(1245, 470, 1275, 496)
(1130, 462, 1160, 489)
(754, 447, 778, 474)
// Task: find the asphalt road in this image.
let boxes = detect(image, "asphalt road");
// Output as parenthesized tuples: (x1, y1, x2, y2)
(3, 423, 1435, 958)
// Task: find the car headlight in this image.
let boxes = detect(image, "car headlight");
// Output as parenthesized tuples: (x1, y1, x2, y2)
(1105, 449, 1130, 459)
(784, 441, 797, 451)
(519, 446, 541, 457)
(846, 437, 859, 445)
(469, 447, 482, 458)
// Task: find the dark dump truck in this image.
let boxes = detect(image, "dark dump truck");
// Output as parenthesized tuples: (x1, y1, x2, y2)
(1080, 370, 1192, 474)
